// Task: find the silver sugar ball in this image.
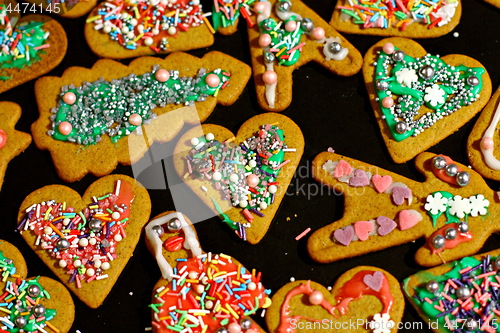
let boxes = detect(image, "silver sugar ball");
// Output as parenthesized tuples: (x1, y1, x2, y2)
(419, 65, 435, 80)
(392, 50, 405, 62)
(276, 0, 291, 12)
(494, 257, 500, 270)
(445, 163, 459, 177)
(241, 318, 252, 330)
(395, 121, 407, 134)
(301, 18, 314, 31)
(464, 318, 478, 330)
(56, 238, 70, 250)
(467, 76, 479, 87)
(262, 19, 273, 31)
(457, 222, 469, 233)
(432, 156, 447, 170)
(426, 280, 439, 293)
(216, 328, 229, 333)
(167, 219, 182, 232)
(328, 42, 342, 54)
(456, 171, 470, 186)
(445, 227, 457, 240)
(89, 218, 102, 231)
(15, 316, 27, 328)
(376, 79, 389, 91)
(456, 286, 471, 300)
(28, 284, 41, 297)
(432, 235, 445, 249)
(33, 304, 46, 317)
(264, 52, 276, 63)
(152, 225, 164, 237)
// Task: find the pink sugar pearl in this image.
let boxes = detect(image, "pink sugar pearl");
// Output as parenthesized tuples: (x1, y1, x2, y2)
(259, 33, 272, 47)
(311, 27, 325, 40)
(58, 121, 73, 136)
(205, 73, 221, 88)
(62, 92, 76, 105)
(383, 42, 395, 55)
(0, 130, 7, 149)
(129, 114, 143, 126)
(262, 70, 277, 85)
(481, 137, 494, 150)
(155, 69, 170, 82)
(246, 174, 259, 187)
(309, 290, 324, 305)
(382, 96, 394, 108)
(285, 20, 297, 32)
(254, 1, 266, 13)
(227, 323, 242, 333)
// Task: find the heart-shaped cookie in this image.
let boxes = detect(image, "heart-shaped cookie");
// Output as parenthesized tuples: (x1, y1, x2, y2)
(173, 113, 304, 244)
(84, 0, 214, 59)
(265, 266, 404, 333)
(309, 150, 500, 267)
(467, 86, 500, 181)
(16, 175, 151, 308)
(0, 14, 67, 94)
(247, 0, 363, 111)
(0, 102, 31, 190)
(145, 211, 270, 333)
(31, 51, 251, 182)
(330, 0, 461, 38)
(0, 239, 74, 333)
(363, 37, 492, 163)
(404, 249, 500, 333)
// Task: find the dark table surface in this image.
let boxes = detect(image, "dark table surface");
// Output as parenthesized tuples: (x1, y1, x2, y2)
(1, 0, 499, 331)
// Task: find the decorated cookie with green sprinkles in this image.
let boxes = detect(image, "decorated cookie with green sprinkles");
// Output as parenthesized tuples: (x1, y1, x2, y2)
(0, 239, 74, 333)
(31, 51, 251, 182)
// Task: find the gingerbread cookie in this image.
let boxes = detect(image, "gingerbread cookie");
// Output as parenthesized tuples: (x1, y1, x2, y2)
(172, 113, 304, 244)
(309, 150, 500, 267)
(84, 0, 214, 59)
(145, 211, 270, 333)
(0, 12, 67, 94)
(211, 0, 254, 35)
(32, 51, 250, 182)
(467, 86, 500, 181)
(247, 0, 363, 111)
(484, 0, 500, 8)
(0, 239, 75, 333)
(404, 249, 500, 333)
(16, 175, 152, 308)
(266, 267, 404, 333)
(330, 0, 461, 38)
(0, 102, 31, 190)
(363, 37, 492, 163)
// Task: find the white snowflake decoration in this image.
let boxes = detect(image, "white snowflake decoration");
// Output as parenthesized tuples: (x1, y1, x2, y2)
(395, 68, 418, 88)
(369, 313, 395, 333)
(448, 195, 472, 219)
(424, 84, 446, 107)
(425, 192, 448, 215)
(469, 194, 490, 217)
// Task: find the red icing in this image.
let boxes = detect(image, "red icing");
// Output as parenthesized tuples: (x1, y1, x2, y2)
(0, 129, 7, 149)
(153, 254, 268, 333)
(427, 222, 473, 254)
(163, 236, 185, 252)
(277, 271, 393, 333)
(432, 155, 463, 185)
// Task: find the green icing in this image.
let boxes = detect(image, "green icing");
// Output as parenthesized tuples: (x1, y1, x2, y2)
(50, 68, 231, 145)
(212, 0, 256, 31)
(374, 47, 485, 141)
(0, 251, 16, 280)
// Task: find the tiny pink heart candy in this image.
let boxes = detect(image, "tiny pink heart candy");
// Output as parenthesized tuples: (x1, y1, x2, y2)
(398, 210, 421, 231)
(334, 160, 352, 178)
(371, 174, 392, 193)
(363, 271, 384, 292)
(349, 169, 370, 187)
(354, 221, 374, 241)
(376, 216, 397, 236)
(333, 225, 354, 246)
(392, 186, 412, 205)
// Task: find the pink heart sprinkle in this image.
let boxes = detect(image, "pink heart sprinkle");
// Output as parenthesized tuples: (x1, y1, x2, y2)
(354, 221, 374, 241)
(392, 186, 412, 205)
(398, 210, 421, 231)
(334, 160, 352, 178)
(333, 225, 354, 246)
(376, 216, 397, 236)
(371, 174, 393, 193)
(349, 169, 370, 187)
(363, 271, 384, 292)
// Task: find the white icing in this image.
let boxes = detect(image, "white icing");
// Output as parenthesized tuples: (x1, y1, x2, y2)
(322, 37, 348, 61)
(480, 102, 500, 170)
(275, 4, 302, 21)
(145, 212, 202, 280)
(435, 1, 458, 27)
(265, 62, 276, 109)
(257, 1, 272, 23)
